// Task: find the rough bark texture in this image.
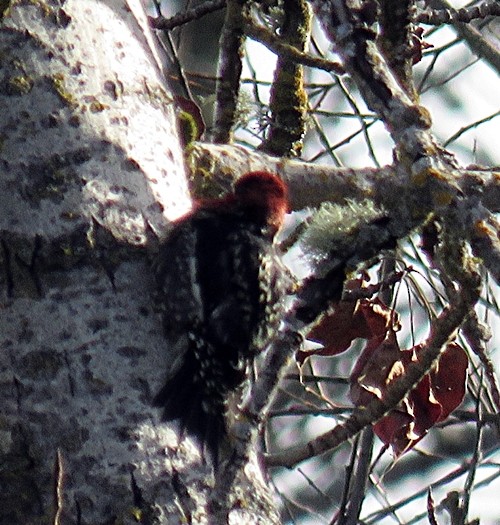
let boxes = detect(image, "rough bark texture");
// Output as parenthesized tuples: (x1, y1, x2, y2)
(0, 1, 199, 523)
(0, 1, 285, 523)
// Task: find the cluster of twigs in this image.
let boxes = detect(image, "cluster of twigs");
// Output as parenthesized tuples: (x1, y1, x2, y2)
(152, 1, 499, 523)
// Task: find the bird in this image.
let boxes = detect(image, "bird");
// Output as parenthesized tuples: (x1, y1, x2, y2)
(153, 171, 290, 466)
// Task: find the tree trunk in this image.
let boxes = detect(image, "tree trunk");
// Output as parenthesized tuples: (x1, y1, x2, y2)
(1, 1, 276, 523)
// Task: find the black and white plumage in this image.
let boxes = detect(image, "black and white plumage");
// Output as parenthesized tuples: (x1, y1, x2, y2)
(153, 172, 289, 465)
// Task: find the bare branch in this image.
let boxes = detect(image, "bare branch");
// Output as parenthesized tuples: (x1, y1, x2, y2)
(379, 0, 418, 99)
(429, 0, 500, 75)
(187, 142, 500, 213)
(308, 0, 439, 166)
(338, 428, 374, 525)
(463, 312, 500, 413)
(444, 110, 500, 148)
(211, 0, 249, 143)
(244, 20, 344, 74)
(468, 213, 500, 285)
(258, 0, 311, 157)
(417, 1, 500, 26)
(149, 0, 226, 31)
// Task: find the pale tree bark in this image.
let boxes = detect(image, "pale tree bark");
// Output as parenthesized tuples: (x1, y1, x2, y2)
(0, 1, 278, 524)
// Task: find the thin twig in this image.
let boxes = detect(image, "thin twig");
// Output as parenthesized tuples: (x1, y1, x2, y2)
(149, 0, 226, 31)
(245, 20, 344, 74)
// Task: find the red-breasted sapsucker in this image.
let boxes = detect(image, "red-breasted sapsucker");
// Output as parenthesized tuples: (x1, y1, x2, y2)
(153, 171, 289, 465)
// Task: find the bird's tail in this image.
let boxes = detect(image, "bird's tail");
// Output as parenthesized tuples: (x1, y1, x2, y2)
(153, 354, 226, 467)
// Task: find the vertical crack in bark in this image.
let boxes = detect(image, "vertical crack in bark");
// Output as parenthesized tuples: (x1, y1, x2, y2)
(62, 350, 76, 397)
(1, 238, 14, 297)
(74, 497, 82, 525)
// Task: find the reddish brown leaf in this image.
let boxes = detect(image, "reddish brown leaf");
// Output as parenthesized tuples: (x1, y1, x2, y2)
(411, 27, 434, 65)
(302, 296, 398, 365)
(299, 271, 468, 456)
(373, 402, 413, 451)
(364, 342, 468, 455)
(350, 328, 402, 406)
(304, 299, 360, 359)
(430, 342, 468, 421)
(410, 373, 442, 437)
